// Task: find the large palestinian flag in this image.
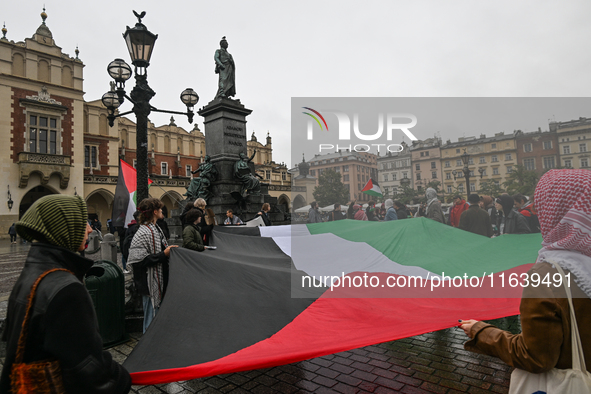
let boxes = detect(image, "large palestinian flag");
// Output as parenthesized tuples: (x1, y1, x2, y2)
(123, 219, 542, 384)
(111, 160, 153, 228)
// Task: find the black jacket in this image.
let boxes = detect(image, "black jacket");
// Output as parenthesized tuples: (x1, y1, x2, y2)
(255, 211, 272, 226)
(499, 209, 531, 235)
(0, 243, 131, 393)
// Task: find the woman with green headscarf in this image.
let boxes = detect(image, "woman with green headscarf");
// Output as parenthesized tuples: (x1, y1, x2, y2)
(0, 195, 131, 393)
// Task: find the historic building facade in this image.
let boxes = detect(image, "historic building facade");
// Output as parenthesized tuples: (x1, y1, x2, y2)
(306, 150, 378, 203)
(550, 117, 591, 170)
(440, 133, 517, 198)
(377, 142, 412, 198)
(409, 138, 442, 194)
(0, 12, 85, 233)
(515, 128, 559, 177)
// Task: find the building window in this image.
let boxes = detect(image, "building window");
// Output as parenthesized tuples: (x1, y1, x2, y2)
(310, 170, 315, 176)
(479, 157, 486, 164)
(580, 143, 587, 153)
(491, 143, 497, 149)
(282, 172, 287, 181)
(417, 186, 423, 192)
(357, 165, 360, 171)
(523, 143, 532, 152)
(492, 167, 499, 175)
(480, 169, 487, 176)
(403, 172, 408, 179)
(388, 162, 392, 169)
(383, 174, 388, 182)
(506, 166, 512, 173)
(432, 171, 437, 179)
(431, 162, 436, 169)
(491, 155, 498, 162)
(415, 163, 420, 170)
(456, 159, 462, 166)
(456, 149, 460, 153)
(505, 153, 512, 161)
(447, 185, 452, 194)
(523, 158, 535, 171)
(582, 158, 589, 168)
(28, 114, 59, 154)
(469, 170, 474, 177)
(266, 171, 271, 180)
(416, 173, 421, 180)
(459, 184, 464, 193)
(392, 173, 397, 181)
(420, 152, 424, 157)
(186, 165, 192, 177)
(357, 174, 360, 181)
(563, 159, 572, 168)
(161, 162, 168, 175)
(468, 158, 474, 165)
(445, 161, 450, 167)
(425, 151, 429, 156)
(543, 141, 552, 150)
(563, 145, 571, 154)
(84, 145, 98, 168)
(343, 174, 349, 181)
(543, 156, 555, 169)
(470, 183, 476, 192)
(343, 165, 349, 172)
(446, 172, 451, 180)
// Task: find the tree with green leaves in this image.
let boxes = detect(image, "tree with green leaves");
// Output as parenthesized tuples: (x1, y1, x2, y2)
(396, 186, 419, 204)
(503, 165, 539, 197)
(478, 179, 505, 198)
(445, 184, 465, 203)
(312, 169, 350, 207)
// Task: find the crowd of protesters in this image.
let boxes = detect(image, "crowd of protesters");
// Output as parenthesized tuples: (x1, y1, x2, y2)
(304, 188, 541, 239)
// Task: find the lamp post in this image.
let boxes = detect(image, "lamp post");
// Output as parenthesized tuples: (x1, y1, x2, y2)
(102, 11, 199, 203)
(451, 149, 484, 199)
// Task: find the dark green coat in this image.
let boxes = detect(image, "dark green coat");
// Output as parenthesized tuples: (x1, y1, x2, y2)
(182, 224, 205, 252)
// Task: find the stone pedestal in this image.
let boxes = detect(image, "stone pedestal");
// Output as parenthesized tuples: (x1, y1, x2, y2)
(197, 98, 281, 224)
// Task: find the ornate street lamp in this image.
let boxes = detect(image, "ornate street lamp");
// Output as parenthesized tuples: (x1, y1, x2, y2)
(451, 149, 485, 199)
(101, 11, 199, 203)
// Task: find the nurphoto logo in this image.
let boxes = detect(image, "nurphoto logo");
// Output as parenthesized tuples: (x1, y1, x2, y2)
(302, 107, 419, 153)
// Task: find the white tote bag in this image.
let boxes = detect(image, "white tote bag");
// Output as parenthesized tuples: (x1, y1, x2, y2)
(509, 263, 591, 394)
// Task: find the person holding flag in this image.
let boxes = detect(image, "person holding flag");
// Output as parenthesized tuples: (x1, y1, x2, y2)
(111, 160, 154, 231)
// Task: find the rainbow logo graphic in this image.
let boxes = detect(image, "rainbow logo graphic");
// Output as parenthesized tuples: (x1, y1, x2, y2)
(302, 107, 329, 131)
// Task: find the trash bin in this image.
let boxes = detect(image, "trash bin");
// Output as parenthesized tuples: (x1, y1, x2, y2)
(85, 259, 128, 348)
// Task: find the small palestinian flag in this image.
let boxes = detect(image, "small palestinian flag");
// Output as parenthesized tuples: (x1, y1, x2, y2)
(111, 160, 153, 228)
(361, 178, 382, 198)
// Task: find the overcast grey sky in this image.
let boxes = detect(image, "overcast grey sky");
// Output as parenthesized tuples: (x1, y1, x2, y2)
(3, 1, 591, 167)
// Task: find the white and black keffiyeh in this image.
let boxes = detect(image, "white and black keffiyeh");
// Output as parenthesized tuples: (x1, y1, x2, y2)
(127, 223, 169, 308)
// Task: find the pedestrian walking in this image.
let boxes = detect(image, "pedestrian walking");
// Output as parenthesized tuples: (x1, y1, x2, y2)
(460, 169, 591, 390)
(0, 195, 131, 393)
(449, 195, 469, 227)
(8, 223, 17, 244)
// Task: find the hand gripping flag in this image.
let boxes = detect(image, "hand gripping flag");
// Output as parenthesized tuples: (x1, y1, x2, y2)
(123, 219, 543, 385)
(361, 178, 383, 198)
(111, 160, 153, 228)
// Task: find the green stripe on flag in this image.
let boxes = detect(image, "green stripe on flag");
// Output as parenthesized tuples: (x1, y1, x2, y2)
(306, 219, 542, 277)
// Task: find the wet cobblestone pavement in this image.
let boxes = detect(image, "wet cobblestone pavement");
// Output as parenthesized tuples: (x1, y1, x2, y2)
(0, 239, 520, 393)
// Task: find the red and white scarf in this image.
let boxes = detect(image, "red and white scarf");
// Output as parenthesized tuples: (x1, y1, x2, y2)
(535, 169, 591, 298)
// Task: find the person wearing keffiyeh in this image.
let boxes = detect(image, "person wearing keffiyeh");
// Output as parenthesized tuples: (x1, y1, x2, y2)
(127, 198, 178, 333)
(460, 170, 591, 376)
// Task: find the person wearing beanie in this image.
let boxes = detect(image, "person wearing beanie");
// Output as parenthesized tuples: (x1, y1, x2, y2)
(384, 199, 398, 221)
(458, 194, 493, 237)
(495, 194, 531, 234)
(0, 195, 131, 393)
